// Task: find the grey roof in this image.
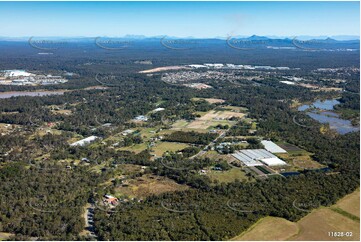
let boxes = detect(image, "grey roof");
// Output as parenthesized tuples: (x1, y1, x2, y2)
(232, 149, 282, 167)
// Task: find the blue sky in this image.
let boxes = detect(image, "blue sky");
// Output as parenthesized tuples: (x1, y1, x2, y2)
(0, 1, 359, 38)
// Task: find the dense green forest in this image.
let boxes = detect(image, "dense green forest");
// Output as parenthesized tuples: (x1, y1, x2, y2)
(163, 131, 218, 145)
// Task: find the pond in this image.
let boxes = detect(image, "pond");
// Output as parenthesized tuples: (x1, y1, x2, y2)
(298, 99, 359, 135)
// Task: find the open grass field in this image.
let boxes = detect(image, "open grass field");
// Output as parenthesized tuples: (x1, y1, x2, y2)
(187, 119, 235, 129)
(172, 107, 245, 131)
(200, 151, 237, 163)
(138, 127, 161, 139)
(0, 232, 13, 241)
(192, 98, 226, 104)
(151, 141, 189, 157)
(171, 119, 189, 129)
(207, 168, 248, 183)
(114, 174, 189, 199)
(231, 217, 299, 241)
(292, 208, 359, 241)
(231, 189, 360, 241)
(118, 142, 148, 154)
(51, 109, 72, 115)
(199, 110, 245, 121)
(172, 109, 245, 131)
(333, 188, 360, 218)
(0, 123, 19, 135)
(171, 106, 246, 132)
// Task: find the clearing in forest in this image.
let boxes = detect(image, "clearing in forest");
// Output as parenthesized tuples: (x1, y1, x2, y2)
(150, 141, 189, 157)
(172, 109, 245, 131)
(207, 168, 248, 184)
(114, 174, 189, 199)
(192, 98, 226, 104)
(139, 66, 188, 73)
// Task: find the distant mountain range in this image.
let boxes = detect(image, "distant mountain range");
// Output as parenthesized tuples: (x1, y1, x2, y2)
(0, 35, 359, 42)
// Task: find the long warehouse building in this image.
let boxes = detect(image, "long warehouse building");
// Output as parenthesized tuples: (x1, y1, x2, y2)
(232, 149, 287, 167)
(261, 140, 287, 153)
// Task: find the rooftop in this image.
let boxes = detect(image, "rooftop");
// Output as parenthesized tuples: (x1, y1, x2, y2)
(261, 140, 287, 153)
(70, 135, 99, 146)
(232, 149, 286, 167)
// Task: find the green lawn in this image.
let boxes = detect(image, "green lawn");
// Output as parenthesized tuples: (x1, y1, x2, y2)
(151, 141, 189, 157)
(171, 119, 189, 128)
(251, 122, 257, 129)
(138, 127, 161, 139)
(207, 168, 248, 183)
(118, 143, 149, 154)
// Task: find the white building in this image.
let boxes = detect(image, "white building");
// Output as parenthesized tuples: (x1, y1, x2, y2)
(260, 157, 287, 166)
(4, 70, 34, 77)
(280, 81, 296, 85)
(204, 63, 224, 68)
(135, 115, 148, 121)
(226, 64, 236, 68)
(153, 108, 165, 112)
(188, 64, 207, 68)
(261, 140, 287, 153)
(232, 149, 286, 167)
(276, 67, 290, 70)
(121, 129, 134, 136)
(70, 136, 99, 146)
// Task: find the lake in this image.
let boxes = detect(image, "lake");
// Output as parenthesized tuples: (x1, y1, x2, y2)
(298, 99, 340, 111)
(298, 99, 359, 134)
(0, 90, 65, 99)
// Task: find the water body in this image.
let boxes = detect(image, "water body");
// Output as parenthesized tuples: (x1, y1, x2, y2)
(298, 99, 359, 134)
(0, 90, 64, 99)
(298, 99, 340, 111)
(281, 171, 300, 177)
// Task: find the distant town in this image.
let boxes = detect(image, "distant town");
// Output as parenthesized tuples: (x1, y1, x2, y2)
(0, 70, 68, 86)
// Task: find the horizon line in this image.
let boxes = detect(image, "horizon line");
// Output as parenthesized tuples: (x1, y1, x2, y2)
(0, 34, 360, 41)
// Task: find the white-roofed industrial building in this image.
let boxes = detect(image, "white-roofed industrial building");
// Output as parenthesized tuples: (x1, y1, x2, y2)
(232, 149, 286, 167)
(260, 157, 287, 166)
(70, 136, 99, 146)
(261, 140, 287, 153)
(232, 152, 263, 166)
